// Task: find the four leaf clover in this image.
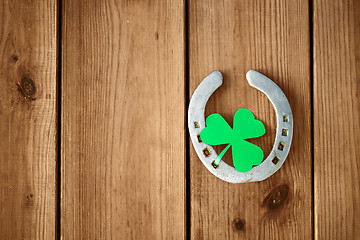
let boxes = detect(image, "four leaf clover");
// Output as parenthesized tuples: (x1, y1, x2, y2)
(200, 108, 265, 172)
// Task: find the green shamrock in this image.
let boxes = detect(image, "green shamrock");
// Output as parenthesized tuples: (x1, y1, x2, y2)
(200, 108, 265, 172)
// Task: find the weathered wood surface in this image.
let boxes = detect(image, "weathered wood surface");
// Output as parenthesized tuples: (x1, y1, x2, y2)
(189, 0, 312, 239)
(314, 0, 360, 239)
(0, 0, 57, 239)
(1, 0, 360, 238)
(61, 0, 185, 239)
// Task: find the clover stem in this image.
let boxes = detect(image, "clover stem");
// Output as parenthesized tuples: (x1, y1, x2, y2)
(214, 144, 231, 166)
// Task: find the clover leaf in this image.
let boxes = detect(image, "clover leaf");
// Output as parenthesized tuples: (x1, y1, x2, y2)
(200, 108, 265, 172)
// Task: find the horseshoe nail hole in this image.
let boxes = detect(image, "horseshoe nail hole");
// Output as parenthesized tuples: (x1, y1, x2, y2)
(282, 129, 288, 136)
(194, 121, 200, 128)
(278, 142, 285, 151)
(202, 148, 211, 157)
(197, 134, 202, 143)
(211, 160, 218, 168)
(272, 156, 280, 165)
(283, 115, 289, 122)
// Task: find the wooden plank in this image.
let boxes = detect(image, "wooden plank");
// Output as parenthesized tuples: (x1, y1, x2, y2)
(61, 0, 185, 239)
(189, 0, 312, 239)
(314, 0, 360, 238)
(0, 0, 57, 239)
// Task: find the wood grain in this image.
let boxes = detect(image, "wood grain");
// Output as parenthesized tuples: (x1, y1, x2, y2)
(0, 0, 57, 239)
(189, 0, 312, 239)
(61, 0, 185, 239)
(314, 0, 360, 238)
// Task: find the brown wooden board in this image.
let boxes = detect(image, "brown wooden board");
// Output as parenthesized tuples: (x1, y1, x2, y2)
(0, 0, 57, 239)
(314, 0, 360, 238)
(189, 0, 312, 239)
(61, 0, 185, 239)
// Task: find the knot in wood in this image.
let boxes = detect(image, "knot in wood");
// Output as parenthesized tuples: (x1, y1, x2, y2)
(232, 218, 245, 231)
(20, 77, 36, 98)
(266, 184, 289, 210)
(12, 55, 18, 62)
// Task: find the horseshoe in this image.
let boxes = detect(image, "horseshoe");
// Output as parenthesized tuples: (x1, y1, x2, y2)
(188, 70, 293, 183)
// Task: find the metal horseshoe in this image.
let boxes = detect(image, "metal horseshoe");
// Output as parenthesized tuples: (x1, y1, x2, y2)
(188, 70, 293, 183)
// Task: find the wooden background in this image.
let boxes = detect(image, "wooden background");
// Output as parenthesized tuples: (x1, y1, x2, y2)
(0, 0, 359, 239)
